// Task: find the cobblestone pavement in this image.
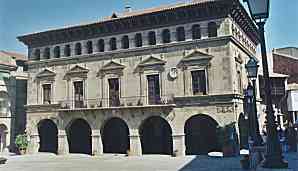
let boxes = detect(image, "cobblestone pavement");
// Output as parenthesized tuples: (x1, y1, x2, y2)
(0, 153, 297, 171)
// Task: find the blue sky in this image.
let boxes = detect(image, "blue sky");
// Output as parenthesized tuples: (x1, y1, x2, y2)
(0, 0, 297, 55)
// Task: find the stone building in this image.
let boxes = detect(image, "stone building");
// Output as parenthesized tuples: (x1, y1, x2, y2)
(18, 0, 259, 156)
(0, 51, 28, 152)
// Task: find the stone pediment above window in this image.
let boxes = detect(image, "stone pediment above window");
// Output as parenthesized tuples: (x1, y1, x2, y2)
(64, 65, 89, 79)
(97, 61, 125, 77)
(179, 50, 213, 67)
(35, 69, 56, 81)
(138, 55, 166, 67)
(136, 55, 166, 72)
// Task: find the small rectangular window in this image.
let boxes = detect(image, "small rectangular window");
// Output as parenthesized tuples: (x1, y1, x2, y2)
(43, 84, 51, 104)
(191, 70, 207, 95)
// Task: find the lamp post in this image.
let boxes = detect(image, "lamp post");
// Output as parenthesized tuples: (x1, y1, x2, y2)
(245, 57, 263, 146)
(244, 0, 288, 168)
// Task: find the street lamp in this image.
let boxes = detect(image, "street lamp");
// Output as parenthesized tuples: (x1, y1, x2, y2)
(245, 57, 263, 146)
(244, 0, 288, 168)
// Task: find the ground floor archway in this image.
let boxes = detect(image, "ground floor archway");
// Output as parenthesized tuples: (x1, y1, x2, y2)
(38, 119, 58, 153)
(67, 118, 92, 155)
(184, 114, 220, 155)
(102, 117, 130, 154)
(0, 124, 8, 152)
(139, 116, 173, 155)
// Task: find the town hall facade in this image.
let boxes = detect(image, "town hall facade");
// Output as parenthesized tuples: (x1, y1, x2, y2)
(18, 0, 259, 156)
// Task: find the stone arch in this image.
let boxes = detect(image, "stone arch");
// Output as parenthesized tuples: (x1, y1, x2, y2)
(38, 119, 58, 154)
(66, 118, 92, 155)
(101, 117, 130, 154)
(184, 114, 220, 155)
(139, 116, 173, 155)
(0, 124, 8, 152)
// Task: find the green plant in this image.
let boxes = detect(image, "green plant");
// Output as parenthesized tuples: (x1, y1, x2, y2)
(15, 134, 28, 150)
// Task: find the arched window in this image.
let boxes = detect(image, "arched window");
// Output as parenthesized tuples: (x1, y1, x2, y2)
(75, 43, 82, 55)
(192, 24, 201, 40)
(176, 27, 185, 41)
(208, 22, 217, 38)
(97, 39, 105, 52)
(64, 45, 71, 57)
(43, 48, 50, 59)
(34, 49, 40, 60)
(54, 46, 60, 58)
(110, 38, 117, 51)
(148, 31, 156, 45)
(162, 29, 171, 43)
(121, 36, 129, 49)
(135, 33, 142, 47)
(86, 41, 93, 54)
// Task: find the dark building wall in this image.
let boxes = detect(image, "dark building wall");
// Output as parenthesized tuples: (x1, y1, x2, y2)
(273, 53, 298, 84)
(15, 79, 27, 135)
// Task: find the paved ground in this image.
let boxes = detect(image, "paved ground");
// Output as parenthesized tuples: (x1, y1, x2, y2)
(0, 153, 297, 171)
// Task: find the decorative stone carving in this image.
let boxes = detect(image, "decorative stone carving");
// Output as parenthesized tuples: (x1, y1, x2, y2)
(97, 61, 125, 77)
(179, 49, 213, 68)
(35, 69, 56, 81)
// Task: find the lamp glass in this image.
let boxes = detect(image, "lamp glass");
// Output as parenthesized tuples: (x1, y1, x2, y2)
(245, 0, 269, 20)
(246, 57, 259, 79)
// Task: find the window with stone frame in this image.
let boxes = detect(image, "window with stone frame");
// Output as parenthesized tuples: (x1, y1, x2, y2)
(176, 27, 185, 41)
(208, 22, 218, 38)
(162, 29, 171, 43)
(192, 24, 201, 40)
(135, 33, 143, 47)
(34, 49, 40, 60)
(110, 37, 117, 50)
(43, 47, 50, 59)
(236, 63, 243, 94)
(121, 35, 129, 49)
(0, 92, 9, 116)
(64, 45, 71, 57)
(98, 39, 105, 52)
(108, 78, 120, 107)
(42, 84, 52, 104)
(86, 41, 93, 54)
(148, 31, 156, 45)
(191, 70, 207, 95)
(147, 74, 161, 105)
(74, 81, 84, 108)
(54, 46, 60, 58)
(75, 43, 82, 55)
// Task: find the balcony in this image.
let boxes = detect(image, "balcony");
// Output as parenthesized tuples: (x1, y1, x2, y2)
(57, 95, 175, 111)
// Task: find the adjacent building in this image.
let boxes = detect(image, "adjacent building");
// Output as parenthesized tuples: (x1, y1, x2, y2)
(18, 0, 259, 156)
(0, 50, 28, 152)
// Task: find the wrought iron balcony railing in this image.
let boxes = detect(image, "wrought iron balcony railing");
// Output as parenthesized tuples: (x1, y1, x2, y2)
(57, 95, 175, 110)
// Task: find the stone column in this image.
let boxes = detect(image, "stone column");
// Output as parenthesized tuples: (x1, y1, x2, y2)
(185, 25, 193, 41)
(129, 131, 142, 156)
(142, 32, 149, 47)
(28, 133, 39, 154)
(172, 133, 185, 156)
(57, 130, 69, 155)
(92, 130, 103, 156)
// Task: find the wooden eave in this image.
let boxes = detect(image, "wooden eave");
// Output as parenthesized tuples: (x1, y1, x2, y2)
(17, 0, 258, 47)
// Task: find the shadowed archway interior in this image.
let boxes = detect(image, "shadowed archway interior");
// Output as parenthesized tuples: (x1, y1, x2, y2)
(102, 118, 130, 154)
(184, 114, 220, 155)
(139, 116, 173, 155)
(38, 119, 58, 154)
(67, 119, 92, 155)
